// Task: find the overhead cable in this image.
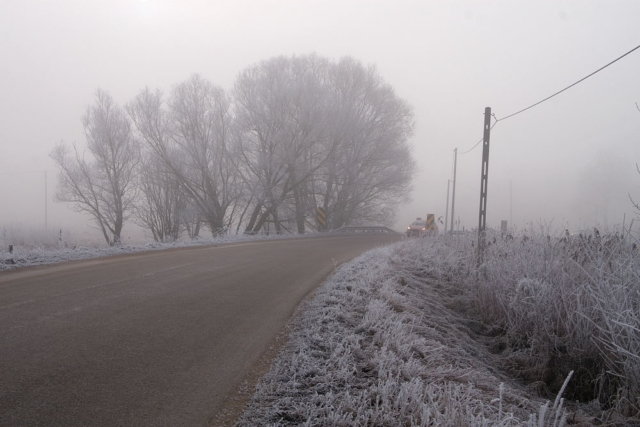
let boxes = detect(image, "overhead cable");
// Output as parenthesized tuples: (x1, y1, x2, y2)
(459, 114, 497, 155)
(497, 43, 640, 122)
(453, 43, 640, 157)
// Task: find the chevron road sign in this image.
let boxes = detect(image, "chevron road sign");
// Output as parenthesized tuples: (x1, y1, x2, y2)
(317, 207, 326, 231)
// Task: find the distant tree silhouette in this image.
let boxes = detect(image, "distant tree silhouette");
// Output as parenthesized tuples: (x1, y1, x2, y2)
(50, 90, 140, 246)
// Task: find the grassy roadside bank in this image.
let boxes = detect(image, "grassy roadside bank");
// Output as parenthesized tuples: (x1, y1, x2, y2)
(237, 233, 639, 426)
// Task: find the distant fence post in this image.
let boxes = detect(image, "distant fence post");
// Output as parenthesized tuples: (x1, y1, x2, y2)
(8, 244, 13, 254)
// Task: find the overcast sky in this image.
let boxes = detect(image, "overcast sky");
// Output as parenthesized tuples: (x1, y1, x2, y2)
(1, 0, 640, 240)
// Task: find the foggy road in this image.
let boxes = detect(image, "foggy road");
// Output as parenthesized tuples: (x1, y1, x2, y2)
(0, 235, 398, 426)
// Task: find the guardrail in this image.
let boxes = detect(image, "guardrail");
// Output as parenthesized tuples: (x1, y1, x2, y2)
(332, 226, 399, 235)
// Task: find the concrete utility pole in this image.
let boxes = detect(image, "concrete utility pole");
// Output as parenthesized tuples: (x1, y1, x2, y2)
(444, 179, 450, 234)
(477, 107, 492, 264)
(449, 148, 457, 235)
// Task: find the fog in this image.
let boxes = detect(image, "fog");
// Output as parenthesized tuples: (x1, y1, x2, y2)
(2, 0, 640, 241)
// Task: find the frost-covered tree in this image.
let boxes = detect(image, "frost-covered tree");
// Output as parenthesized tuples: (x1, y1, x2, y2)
(232, 55, 416, 234)
(318, 57, 416, 229)
(50, 89, 140, 246)
(133, 152, 185, 242)
(127, 75, 241, 236)
(181, 202, 203, 239)
(233, 55, 335, 234)
(575, 149, 633, 227)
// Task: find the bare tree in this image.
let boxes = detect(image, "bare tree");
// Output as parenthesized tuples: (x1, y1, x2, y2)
(134, 152, 186, 242)
(50, 89, 139, 246)
(127, 75, 241, 236)
(576, 149, 632, 227)
(232, 55, 415, 234)
(319, 57, 416, 229)
(181, 202, 203, 239)
(233, 54, 334, 234)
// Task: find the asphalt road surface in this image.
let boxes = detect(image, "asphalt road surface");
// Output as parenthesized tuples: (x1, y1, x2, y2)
(0, 235, 398, 426)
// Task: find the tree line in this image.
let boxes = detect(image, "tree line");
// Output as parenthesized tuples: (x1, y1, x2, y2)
(51, 54, 417, 245)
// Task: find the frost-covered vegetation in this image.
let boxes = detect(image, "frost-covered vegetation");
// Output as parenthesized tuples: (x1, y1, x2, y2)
(475, 229, 640, 423)
(238, 231, 640, 426)
(0, 225, 306, 271)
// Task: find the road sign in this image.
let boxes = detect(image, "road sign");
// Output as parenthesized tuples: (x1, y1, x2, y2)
(426, 214, 435, 231)
(317, 207, 326, 231)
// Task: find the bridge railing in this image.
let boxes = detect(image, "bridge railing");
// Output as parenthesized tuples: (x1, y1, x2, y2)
(331, 226, 399, 235)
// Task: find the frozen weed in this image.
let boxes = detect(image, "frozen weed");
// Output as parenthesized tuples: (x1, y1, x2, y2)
(472, 229, 640, 422)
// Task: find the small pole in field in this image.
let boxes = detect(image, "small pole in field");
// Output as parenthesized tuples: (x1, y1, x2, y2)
(450, 148, 458, 236)
(45, 170, 48, 230)
(444, 179, 450, 235)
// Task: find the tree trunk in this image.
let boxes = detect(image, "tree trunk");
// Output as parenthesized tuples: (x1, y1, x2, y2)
(294, 186, 306, 234)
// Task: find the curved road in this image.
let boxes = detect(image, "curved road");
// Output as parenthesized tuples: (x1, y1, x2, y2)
(0, 235, 397, 426)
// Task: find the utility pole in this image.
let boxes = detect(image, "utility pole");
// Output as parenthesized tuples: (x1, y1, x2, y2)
(477, 107, 492, 264)
(509, 180, 513, 230)
(449, 148, 457, 235)
(444, 179, 450, 234)
(45, 170, 48, 230)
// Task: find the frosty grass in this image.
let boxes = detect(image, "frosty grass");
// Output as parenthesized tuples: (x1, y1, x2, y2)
(237, 238, 572, 427)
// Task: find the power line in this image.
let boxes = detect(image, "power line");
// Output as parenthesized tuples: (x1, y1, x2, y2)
(459, 114, 497, 154)
(497, 43, 640, 122)
(457, 43, 640, 154)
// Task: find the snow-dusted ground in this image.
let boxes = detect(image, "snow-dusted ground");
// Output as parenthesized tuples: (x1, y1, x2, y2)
(0, 232, 310, 272)
(237, 239, 577, 427)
